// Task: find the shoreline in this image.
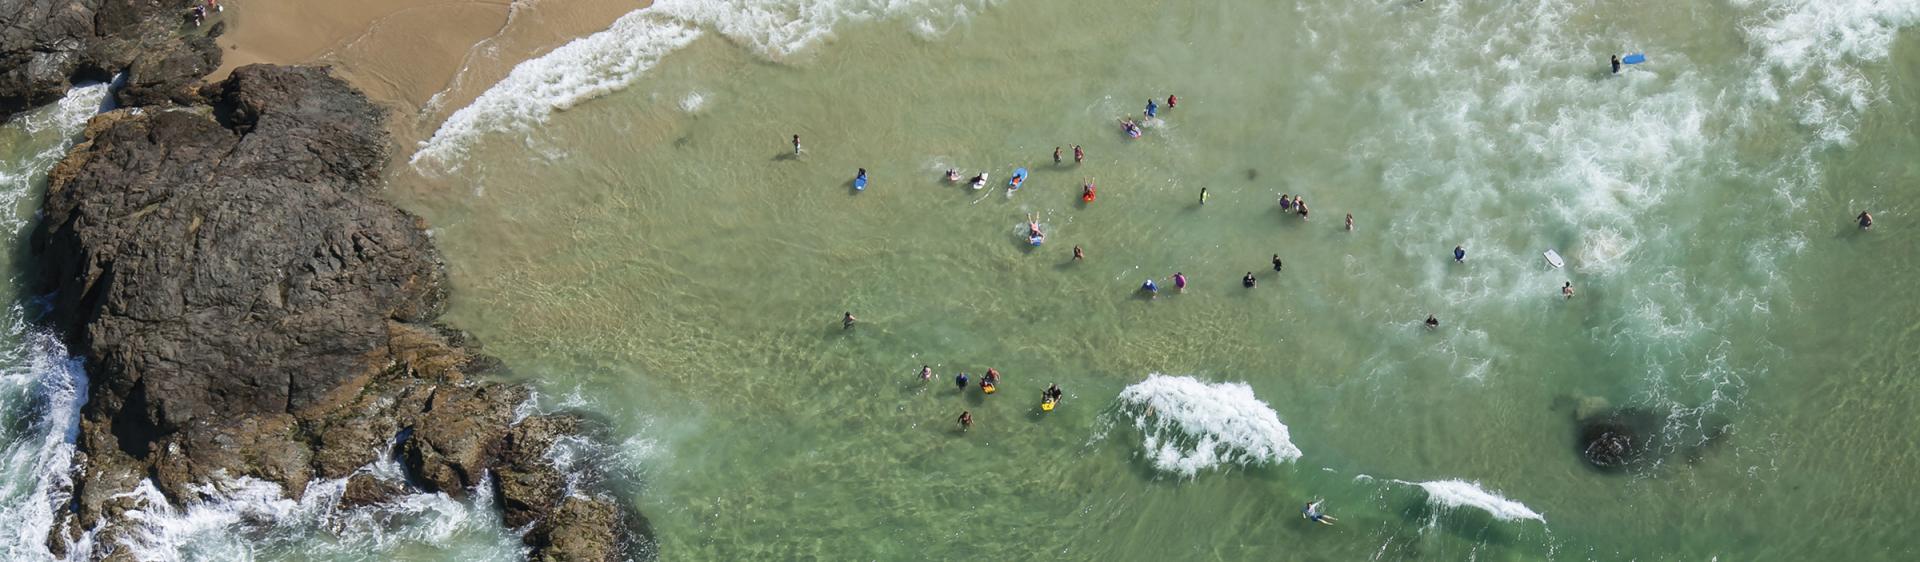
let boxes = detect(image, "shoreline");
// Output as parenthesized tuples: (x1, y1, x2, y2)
(210, 0, 645, 151)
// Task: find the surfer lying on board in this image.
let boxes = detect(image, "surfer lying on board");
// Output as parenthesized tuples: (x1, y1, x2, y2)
(1303, 500, 1336, 525)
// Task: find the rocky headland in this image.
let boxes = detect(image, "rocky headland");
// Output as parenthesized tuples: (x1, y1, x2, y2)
(9, 3, 648, 558)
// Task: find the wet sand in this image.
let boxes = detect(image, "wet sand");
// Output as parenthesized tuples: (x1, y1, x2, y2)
(211, 0, 644, 145)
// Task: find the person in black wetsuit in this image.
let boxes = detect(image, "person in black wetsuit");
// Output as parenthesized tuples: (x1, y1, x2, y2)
(1243, 272, 1257, 288)
(1273, 254, 1284, 271)
(1425, 314, 1440, 329)
(1611, 55, 1622, 74)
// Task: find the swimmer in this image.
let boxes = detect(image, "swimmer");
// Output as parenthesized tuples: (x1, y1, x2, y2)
(1611, 54, 1621, 75)
(1146, 98, 1158, 118)
(792, 134, 802, 155)
(1346, 213, 1354, 231)
(1200, 187, 1209, 205)
(1054, 146, 1062, 165)
(1243, 272, 1257, 288)
(1425, 314, 1440, 329)
(1082, 180, 1096, 202)
(1279, 194, 1292, 211)
(843, 311, 856, 329)
(920, 365, 933, 382)
(985, 368, 1000, 386)
(1167, 94, 1177, 109)
(946, 169, 960, 182)
(1563, 281, 1575, 300)
(1173, 272, 1188, 292)
(1272, 254, 1284, 272)
(1073, 145, 1084, 163)
(955, 372, 969, 389)
(1858, 211, 1874, 229)
(1027, 213, 1045, 244)
(959, 410, 973, 430)
(1454, 245, 1466, 262)
(1142, 279, 1159, 297)
(1073, 245, 1085, 261)
(1303, 500, 1336, 526)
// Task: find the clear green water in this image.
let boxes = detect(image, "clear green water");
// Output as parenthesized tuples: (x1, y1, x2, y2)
(0, 0, 1915, 560)
(387, 0, 1920, 559)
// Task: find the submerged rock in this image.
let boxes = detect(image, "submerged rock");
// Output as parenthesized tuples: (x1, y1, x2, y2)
(35, 65, 648, 559)
(1575, 408, 1663, 471)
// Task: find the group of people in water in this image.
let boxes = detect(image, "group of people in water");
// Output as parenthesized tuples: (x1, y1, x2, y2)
(935, 363, 1065, 431)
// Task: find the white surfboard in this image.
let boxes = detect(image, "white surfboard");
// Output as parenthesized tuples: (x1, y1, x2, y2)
(1544, 249, 1565, 269)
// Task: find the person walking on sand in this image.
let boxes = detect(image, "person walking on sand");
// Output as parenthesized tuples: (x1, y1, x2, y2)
(792, 134, 802, 155)
(1303, 500, 1336, 526)
(1563, 281, 1575, 300)
(1073, 245, 1085, 261)
(958, 410, 973, 430)
(1272, 254, 1284, 271)
(1858, 211, 1874, 229)
(1054, 146, 1062, 165)
(843, 312, 857, 329)
(1346, 213, 1354, 231)
(1073, 145, 1084, 163)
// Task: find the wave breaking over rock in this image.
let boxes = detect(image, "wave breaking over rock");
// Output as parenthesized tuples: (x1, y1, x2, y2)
(1115, 374, 1302, 477)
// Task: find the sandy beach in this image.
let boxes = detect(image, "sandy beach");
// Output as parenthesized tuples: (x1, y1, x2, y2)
(210, 0, 643, 146)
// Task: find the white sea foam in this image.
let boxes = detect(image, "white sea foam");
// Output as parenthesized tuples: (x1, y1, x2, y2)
(1733, 0, 1920, 146)
(411, 11, 703, 170)
(413, 0, 994, 171)
(1115, 374, 1301, 477)
(679, 90, 709, 114)
(0, 82, 109, 561)
(1414, 479, 1545, 522)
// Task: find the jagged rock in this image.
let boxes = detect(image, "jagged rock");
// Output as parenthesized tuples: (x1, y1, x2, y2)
(1, 0, 219, 120)
(340, 473, 405, 509)
(35, 65, 650, 559)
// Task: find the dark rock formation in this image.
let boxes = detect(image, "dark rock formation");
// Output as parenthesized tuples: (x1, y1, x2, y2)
(35, 64, 645, 560)
(2, 0, 221, 121)
(1575, 407, 1662, 472)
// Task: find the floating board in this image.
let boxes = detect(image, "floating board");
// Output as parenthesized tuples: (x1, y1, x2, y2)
(853, 174, 867, 190)
(1622, 53, 1646, 64)
(1126, 127, 1141, 139)
(1009, 168, 1028, 190)
(971, 173, 988, 190)
(1041, 400, 1055, 412)
(1544, 249, 1565, 268)
(983, 383, 997, 394)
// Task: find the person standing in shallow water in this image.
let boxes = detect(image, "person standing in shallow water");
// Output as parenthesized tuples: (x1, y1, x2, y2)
(1272, 254, 1283, 271)
(1243, 272, 1257, 288)
(1173, 272, 1188, 292)
(958, 411, 972, 430)
(1073, 145, 1084, 163)
(842, 312, 856, 329)
(1345, 213, 1354, 231)
(1563, 281, 1576, 300)
(1454, 245, 1466, 262)
(1611, 55, 1622, 74)
(1858, 211, 1873, 229)
(1073, 245, 1084, 260)
(1200, 187, 1210, 205)
(1054, 146, 1062, 165)
(792, 134, 802, 155)
(920, 365, 933, 382)
(1425, 314, 1440, 329)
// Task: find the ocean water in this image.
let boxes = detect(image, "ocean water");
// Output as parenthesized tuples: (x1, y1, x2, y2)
(3, 0, 1919, 559)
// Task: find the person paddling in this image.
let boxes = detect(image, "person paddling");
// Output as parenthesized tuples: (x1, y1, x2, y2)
(1303, 500, 1337, 526)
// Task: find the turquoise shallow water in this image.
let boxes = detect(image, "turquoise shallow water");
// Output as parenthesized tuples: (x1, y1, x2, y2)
(0, 0, 1917, 560)
(384, 0, 1920, 559)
